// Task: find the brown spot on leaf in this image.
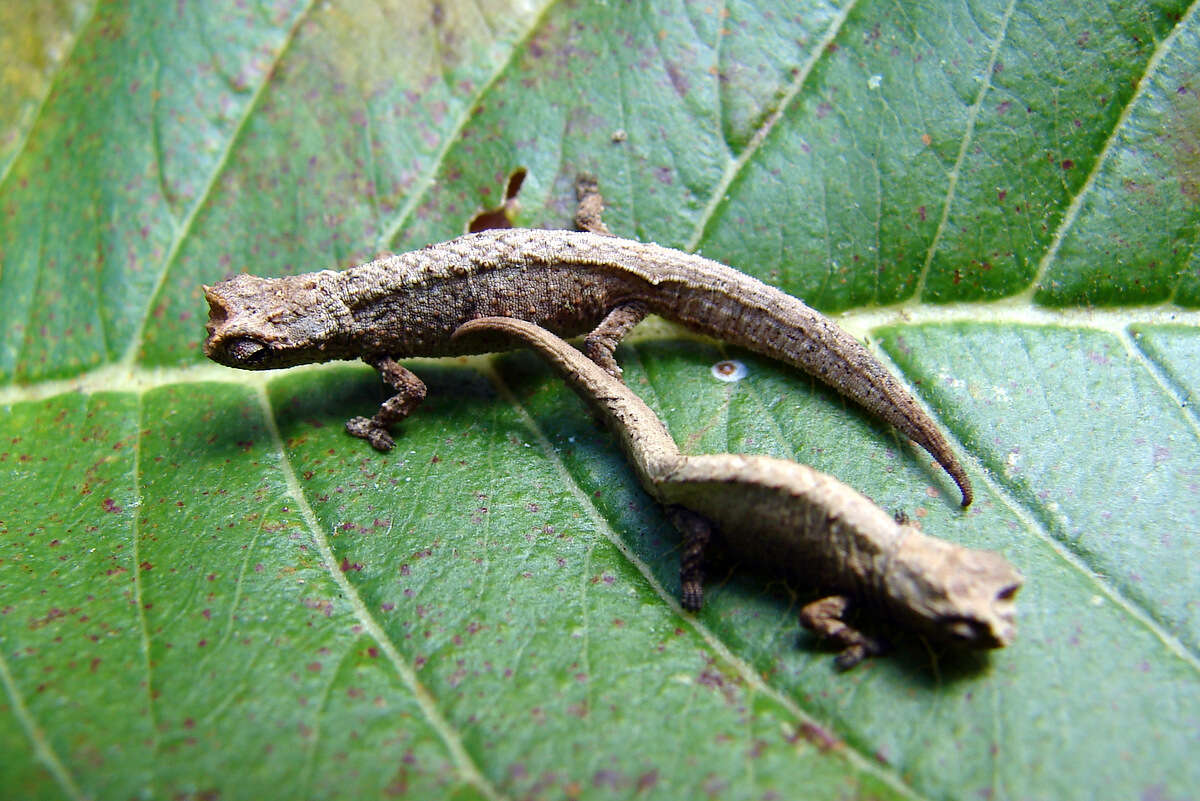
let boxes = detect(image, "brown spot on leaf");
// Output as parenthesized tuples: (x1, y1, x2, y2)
(1170, 89, 1200, 202)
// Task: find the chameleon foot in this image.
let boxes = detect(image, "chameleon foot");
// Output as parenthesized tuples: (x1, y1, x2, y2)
(668, 506, 713, 613)
(345, 416, 395, 451)
(344, 356, 426, 450)
(800, 595, 888, 670)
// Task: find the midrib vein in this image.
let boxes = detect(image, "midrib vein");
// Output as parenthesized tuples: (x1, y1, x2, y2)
(4, 305, 1198, 404)
(5, 306, 1198, 673)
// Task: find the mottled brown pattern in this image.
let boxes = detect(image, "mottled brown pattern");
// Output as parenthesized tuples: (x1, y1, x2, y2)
(454, 317, 1021, 669)
(203, 225, 973, 504)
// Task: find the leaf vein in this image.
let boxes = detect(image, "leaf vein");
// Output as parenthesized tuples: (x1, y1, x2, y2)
(1024, 0, 1200, 300)
(913, 0, 1018, 299)
(120, 0, 320, 368)
(130, 392, 159, 790)
(0, 651, 88, 801)
(1122, 327, 1200, 466)
(374, 0, 560, 253)
(685, 0, 861, 251)
(0, 0, 101, 192)
(254, 385, 508, 801)
(1165, 217, 1200, 305)
(299, 642, 351, 796)
(477, 358, 932, 801)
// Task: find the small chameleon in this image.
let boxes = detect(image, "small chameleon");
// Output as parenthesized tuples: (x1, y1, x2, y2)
(203, 178, 973, 506)
(452, 316, 1022, 668)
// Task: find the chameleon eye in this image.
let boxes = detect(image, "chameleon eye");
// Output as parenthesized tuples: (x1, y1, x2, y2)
(228, 337, 268, 363)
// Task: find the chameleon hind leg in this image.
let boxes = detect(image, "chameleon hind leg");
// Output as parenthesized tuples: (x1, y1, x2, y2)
(574, 174, 650, 379)
(667, 506, 714, 613)
(345, 356, 428, 451)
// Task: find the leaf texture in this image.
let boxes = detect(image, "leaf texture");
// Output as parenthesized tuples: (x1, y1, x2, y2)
(1, 1, 1197, 799)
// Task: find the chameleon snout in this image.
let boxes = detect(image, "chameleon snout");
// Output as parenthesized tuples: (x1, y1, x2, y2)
(950, 569, 1022, 649)
(202, 286, 226, 343)
(201, 285, 238, 360)
(202, 284, 273, 366)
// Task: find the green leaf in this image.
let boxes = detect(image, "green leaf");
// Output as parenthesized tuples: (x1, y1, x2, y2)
(1, 1, 1196, 800)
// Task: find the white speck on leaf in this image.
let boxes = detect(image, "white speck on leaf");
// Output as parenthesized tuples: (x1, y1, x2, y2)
(711, 360, 748, 382)
(936, 369, 964, 389)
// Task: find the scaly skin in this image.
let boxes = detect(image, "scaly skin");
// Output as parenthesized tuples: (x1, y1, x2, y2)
(203, 227, 973, 505)
(452, 316, 1021, 668)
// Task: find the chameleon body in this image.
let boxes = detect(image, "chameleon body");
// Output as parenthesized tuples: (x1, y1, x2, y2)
(453, 317, 1021, 668)
(204, 228, 973, 505)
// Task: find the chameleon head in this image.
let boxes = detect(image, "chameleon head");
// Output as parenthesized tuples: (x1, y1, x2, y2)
(202, 272, 348, 369)
(882, 527, 1023, 649)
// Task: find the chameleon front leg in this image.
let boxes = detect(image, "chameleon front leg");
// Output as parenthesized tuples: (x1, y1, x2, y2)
(345, 356, 428, 451)
(667, 506, 713, 612)
(799, 595, 888, 670)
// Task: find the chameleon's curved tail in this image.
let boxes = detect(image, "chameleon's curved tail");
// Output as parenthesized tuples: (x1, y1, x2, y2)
(571, 177, 971, 505)
(453, 316, 683, 489)
(634, 269, 973, 507)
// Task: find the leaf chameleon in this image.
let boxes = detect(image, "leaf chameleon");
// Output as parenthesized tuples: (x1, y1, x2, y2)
(453, 316, 1021, 668)
(203, 179, 974, 505)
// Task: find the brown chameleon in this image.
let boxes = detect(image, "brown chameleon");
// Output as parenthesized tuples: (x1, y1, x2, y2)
(203, 180, 973, 505)
(453, 316, 1020, 668)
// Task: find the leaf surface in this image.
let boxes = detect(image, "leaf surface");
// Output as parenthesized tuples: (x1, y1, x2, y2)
(1, 1, 1197, 799)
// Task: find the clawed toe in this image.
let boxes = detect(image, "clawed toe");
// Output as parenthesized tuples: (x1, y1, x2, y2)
(800, 595, 888, 670)
(345, 416, 395, 451)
